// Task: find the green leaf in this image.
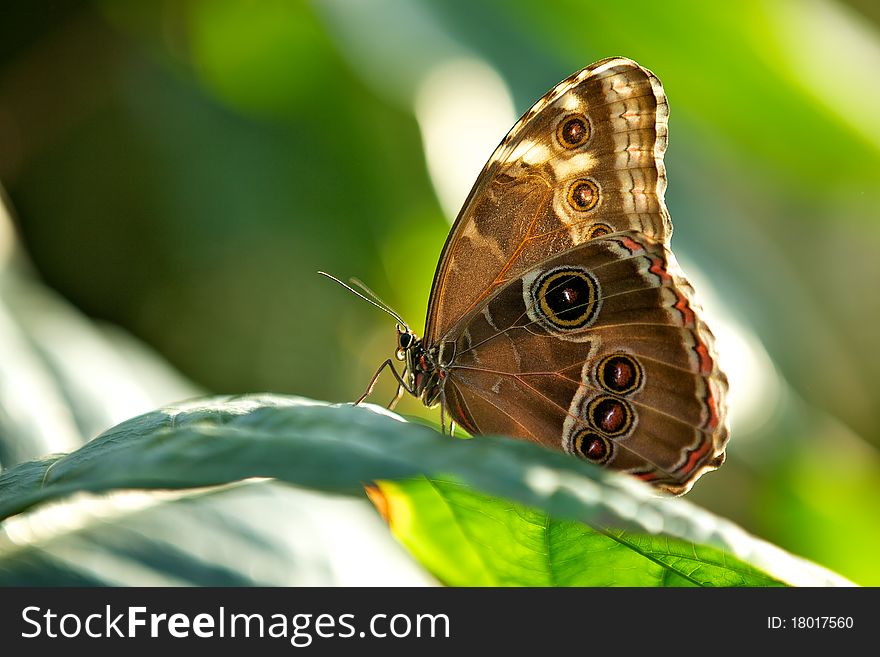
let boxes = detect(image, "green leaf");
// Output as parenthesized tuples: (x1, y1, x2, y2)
(375, 478, 785, 587)
(0, 395, 852, 586)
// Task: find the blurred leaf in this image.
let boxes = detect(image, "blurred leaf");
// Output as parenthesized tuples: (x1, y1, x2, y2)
(1, 185, 199, 468)
(185, 0, 338, 116)
(375, 478, 785, 586)
(0, 481, 433, 586)
(756, 446, 880, 586)
(0, 395, 851, 586)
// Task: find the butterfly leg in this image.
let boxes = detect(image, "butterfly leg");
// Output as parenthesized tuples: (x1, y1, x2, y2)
(355, 359, 413, 406)
(387, 384, 404, 411)
(439, 388, 448, 435)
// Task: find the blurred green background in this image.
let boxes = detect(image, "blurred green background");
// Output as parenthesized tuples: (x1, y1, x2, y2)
(1, 0, 879, 584)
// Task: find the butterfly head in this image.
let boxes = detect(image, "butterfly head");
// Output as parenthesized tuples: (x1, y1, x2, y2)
(316, 272, 446, 406)
(395, 324, 417, 361)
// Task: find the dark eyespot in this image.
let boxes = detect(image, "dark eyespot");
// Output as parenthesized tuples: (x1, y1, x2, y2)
(567, 179, 600, 212)
(557, 114, 590, 149)
(586, 223, 612, 239)
(597, 354, 643, 395)
(586, 395, 634, 437)
(532, 268, 600, 330)
(571, 429, 611, 464)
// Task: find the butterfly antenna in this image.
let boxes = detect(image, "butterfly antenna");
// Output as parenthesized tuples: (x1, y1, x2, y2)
(349, 277, 400, 316)
(317, 271, 410, 329)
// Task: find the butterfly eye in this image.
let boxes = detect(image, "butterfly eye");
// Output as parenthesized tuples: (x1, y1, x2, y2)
(557, 113, 591, 149)
(571, 429, 612, 464)
(567, 179, 600, 212)
(399, 333, 413, 349)
(596, 354, 643, 395)
(586, 396, 635, 438)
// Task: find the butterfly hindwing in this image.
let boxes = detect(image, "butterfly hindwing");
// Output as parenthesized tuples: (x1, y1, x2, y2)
(441, 232, 728, 495)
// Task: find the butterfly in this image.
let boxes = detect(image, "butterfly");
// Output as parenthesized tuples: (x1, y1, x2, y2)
(342, 57, 728, 495)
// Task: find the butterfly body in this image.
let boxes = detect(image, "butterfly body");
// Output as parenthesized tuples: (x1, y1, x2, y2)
(396, 331, 445, 407)
(386, 57, 728, 494)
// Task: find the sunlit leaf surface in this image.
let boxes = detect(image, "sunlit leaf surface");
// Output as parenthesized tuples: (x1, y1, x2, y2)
(377, 478, 785, 587)
(0, 396, 851, 586)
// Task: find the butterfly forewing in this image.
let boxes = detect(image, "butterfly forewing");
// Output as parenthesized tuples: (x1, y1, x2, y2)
(425, 57, 671, 344)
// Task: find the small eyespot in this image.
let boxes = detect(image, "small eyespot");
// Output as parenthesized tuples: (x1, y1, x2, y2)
(586, 395, 634, 437)
(557, 114, 590, 149)
(571, 429, 612, 464)
(532, 268, 601, 330)
(586, 223, 613, 239)
(567, 179, 600, 212)
(596, 354, 643, 395)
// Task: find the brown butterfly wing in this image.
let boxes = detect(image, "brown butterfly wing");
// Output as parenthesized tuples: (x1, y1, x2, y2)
(425, 57, 671, 344)
(441, 232, 728, 495)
